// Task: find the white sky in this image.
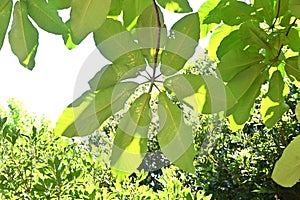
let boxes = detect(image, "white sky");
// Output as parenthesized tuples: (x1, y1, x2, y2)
(0, 1, 205, 124)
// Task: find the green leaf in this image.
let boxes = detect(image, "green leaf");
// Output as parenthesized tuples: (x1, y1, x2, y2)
(27, 0, 68, 35)
(136, 5, 166, 66)
(9, 1, 38, 70)
(217, 49, 265, 82)
(253, 0, 275, 25)
(48, 0, 72, 9)
(198, 0, 220, 38)
(261, 71, 289, 128)
(285, 56, 300, 84)
(157, 92, 196, 173)
(287, 28, 300, 52)
(156, 0, 192, 13)
(227, 63, 266, 100)
(216, 30, 246, 60)
(296, 102, 300, 121)
(94, 18, 146, 70)
(122, 0, 152, 29)
(208, 24, 237, 60)
(238, 22, 270, 50)
(220, 1, 253, 26)
(55, 82, 138, 137)
(108, 0, 123, 16)
(289, 0, 300, 18)
(0, 0, 12, 49)
(161, 13, 200, 76)
(229, 71, 267, 126)
(70, 0, 111, 44)
(110, 93, 151, 174)
(89, 64, 141, 91)
(203, 0, 226, 24)
(272, 135, 300, 187)
(164, 74, 237, 114)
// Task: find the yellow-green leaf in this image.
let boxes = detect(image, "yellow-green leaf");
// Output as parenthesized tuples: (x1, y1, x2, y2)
(156, 0, 192, 13)
(0, 0, 12, 49)
(157, 92, 196, 173)
(9, 1, 38, 70)
(55, 82, 138, 137)
(111, 93, 151, 174)
(289, 0, 300, 18)
(27, 0, 68, 35)
(70, 0, 111, 43)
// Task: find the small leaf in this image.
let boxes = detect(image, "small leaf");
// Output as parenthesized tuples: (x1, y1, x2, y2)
(164, 74, 237, 114)
(229, 71, 267, 126)
(27, 0, 68, 35)
(122, 0, 152, 29)
(208, 24, 237, 60)
(55, 82, 138, 137)
(156, 0, 192, 13)
(272, 135, 300, 187)
(70, 0, 111, 43)
(289, 0, 300, 18)
(110, 94, 151, 174)
(261, 71, 289, 128)
(9, 1, 38, 70)
(94, 18, 146, 70)
(136, 5, 166, 66)
(238, 22, 270, 50)
(217, 49, 265, 82)
(48, 0, 72, 9)
(161, 13, 200, 76)
(0, 0, 12, 49)
(157, 92, 196, 173)
(198, 0, 220, 38)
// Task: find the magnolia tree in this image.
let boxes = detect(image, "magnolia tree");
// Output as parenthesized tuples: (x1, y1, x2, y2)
(1, 0, 300, 186)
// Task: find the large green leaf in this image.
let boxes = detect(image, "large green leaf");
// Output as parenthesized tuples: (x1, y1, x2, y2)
(55, 82, 138, 137)
(272, 135, 300, 187)
(27, 0, 68, 35)
(289, 0, 300, 18)
(261, 71, 289, 128)
(136, 5, 166, 66)
(122, 0, 152, 29)
(157, 92, 196, 173)
(48, 0, 72, 9)
(156, 0, 192, 13)
(70, 0, 111, 44)
(9, 1, 38, 70)
(208, 24, 237, 60)
(217, 49, 264, 82)
(227, 63, 266, 100)
(216, 30, 246, 60)
(253, 0, 275, 25)
(285, 56, 300, 84)
(198, 0, 220, 39)
(110, 93, 151, 174)
(164, 74, 237, 114)
(0, 0, 12, 49)
(238, 22, 270, 50)
(287, 28, 300, 52)
(229, 71, 267, 126)
(108, 0, 123, 16)
(94, 18, 145, 69)
(161, 13, 200, 76)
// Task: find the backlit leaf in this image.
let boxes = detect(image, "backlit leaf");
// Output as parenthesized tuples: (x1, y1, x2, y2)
(55, 82, 138, 137)
(157, 92, 196, 173)
(156, 0, 192, 13)
(111, 94, 151, 174)
(9, 1, 38, 70)
(217, 49, 265, 82)
(70, 0, 111, 43)
(272, 135, 300, 187)
(0, 0, 12, 49)
(289, 0, 300, 18)
(261, 71, 289, 128)
(122, 0, 152, 29)
(161, 13, 200, 76)
(27, 0, 68, 35)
